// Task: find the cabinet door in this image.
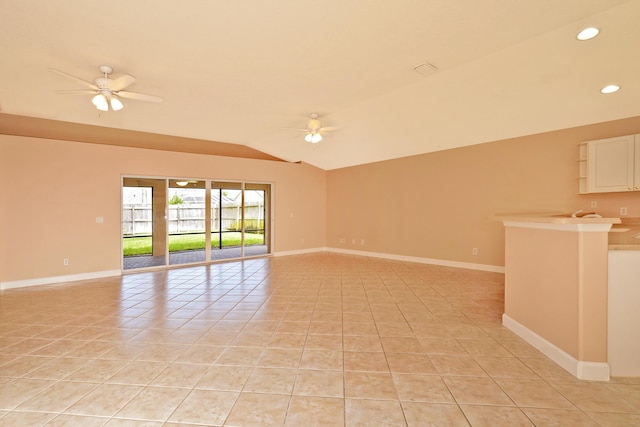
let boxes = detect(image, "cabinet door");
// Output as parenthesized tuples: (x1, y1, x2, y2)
(587, 135, 635, 193)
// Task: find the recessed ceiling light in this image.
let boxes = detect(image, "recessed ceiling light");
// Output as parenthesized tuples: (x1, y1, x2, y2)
(577, 27, 599, 41)
(601, 84, 620, 94)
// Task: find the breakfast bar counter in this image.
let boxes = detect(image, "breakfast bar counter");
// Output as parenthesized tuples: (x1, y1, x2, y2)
(498, 214, 620, 381)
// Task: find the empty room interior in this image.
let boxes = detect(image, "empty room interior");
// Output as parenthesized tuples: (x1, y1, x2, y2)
(1, 1, 640, 426)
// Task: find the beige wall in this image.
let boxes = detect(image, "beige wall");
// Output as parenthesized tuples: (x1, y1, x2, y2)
(0, 135, 327, 283)
(3, 115, 640, 283)
(326, 116, 640, 268)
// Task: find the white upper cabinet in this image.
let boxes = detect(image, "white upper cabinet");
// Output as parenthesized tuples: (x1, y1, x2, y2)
(580, 134, 639, 194)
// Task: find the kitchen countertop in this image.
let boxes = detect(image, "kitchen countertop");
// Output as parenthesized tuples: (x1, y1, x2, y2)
(608, 218, 640, 250)
(495, 213, 639, 250)
(495, 213, 621, 225)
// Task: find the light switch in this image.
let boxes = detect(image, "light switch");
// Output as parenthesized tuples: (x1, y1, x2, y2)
(96, 217, 104, 223)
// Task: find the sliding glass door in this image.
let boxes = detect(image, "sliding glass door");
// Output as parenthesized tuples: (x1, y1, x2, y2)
(244, 183, 269, 257)
(210, 182, 269, 260)
(122, 178, 167, 270)
(211, 182, 242, 261)
(168, 179, 206, 265)
(122, 177, 270, 270)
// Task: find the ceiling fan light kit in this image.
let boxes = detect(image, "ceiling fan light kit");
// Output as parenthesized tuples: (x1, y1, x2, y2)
(91, 93, 108, 111)
(91, 93, 122, 111)
(305, 131, 323, 143)
(110, 96, 124, 111)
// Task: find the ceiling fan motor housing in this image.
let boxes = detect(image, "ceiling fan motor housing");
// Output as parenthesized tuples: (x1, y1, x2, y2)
(308, 118, 321, 131)
(94, 77, 111, 90)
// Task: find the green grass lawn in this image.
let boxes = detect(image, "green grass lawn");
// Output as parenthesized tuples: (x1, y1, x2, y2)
(123, 232, 264, 256)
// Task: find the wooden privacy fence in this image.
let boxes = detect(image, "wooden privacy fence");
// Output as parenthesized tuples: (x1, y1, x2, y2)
(122, 203, 264, 236)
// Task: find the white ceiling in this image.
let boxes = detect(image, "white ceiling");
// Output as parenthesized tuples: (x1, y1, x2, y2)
(1, 0, 639, 170)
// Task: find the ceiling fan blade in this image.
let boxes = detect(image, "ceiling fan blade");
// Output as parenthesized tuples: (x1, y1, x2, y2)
(49, 68, 98, 90)
(283, 127, 312, 132)
(55, 89, 98, 95)
(320, 126, 339, 132)
(110, 74, 136, 91)
(116, 91, 163, 103)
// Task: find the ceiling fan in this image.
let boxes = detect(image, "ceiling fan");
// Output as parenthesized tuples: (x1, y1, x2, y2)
(173, 179, 199, 187)
(50, 65, 163, 111)
(294, 113, 337, 143)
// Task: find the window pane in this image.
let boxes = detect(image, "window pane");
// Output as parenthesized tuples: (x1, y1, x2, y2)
(122, 178, 167, 270)
(168, 180, 206, 265)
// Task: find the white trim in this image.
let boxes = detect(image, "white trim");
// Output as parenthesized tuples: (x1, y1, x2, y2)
(273, 247, 504, 273)
(503, 221, 612, 233)
(502, 314, 610, 381)
(273, 247, 330, 257)
(328, 248, 505, 273)
(1, 270, 122, 291)
(577, 362, 612, 381)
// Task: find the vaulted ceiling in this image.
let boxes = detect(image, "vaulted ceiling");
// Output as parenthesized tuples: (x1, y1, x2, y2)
(1, 1, 639, 170)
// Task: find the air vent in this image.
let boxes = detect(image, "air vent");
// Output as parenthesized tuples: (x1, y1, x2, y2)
(413, 62, 439, 76)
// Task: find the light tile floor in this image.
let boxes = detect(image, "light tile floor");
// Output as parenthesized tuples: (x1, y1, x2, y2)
(1, 252, 639, 426)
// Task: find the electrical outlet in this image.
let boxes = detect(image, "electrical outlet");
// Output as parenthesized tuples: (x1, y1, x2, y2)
(472, 248, 478, 256)
(63, 259, 69, 266)
(620, 207, 628, 216)
(351, 238, 356, 245)
(360, 239, 365, 246)
(339, 238, 346, 244)
(590, 200, 597, 208)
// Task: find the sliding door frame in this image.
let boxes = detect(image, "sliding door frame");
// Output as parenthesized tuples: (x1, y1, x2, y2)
(121, 175, 273, 272)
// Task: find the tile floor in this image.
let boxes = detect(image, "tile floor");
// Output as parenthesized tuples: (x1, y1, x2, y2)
(1, 252, 639, 426)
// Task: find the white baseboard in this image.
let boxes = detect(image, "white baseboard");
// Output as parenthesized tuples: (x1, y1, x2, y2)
(502, 314, 610, 381)
(274, 247, 504, 273)
(272, 247, 330, 257)
(327, 247, 505, 273)
(1, 270, 122, 290)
